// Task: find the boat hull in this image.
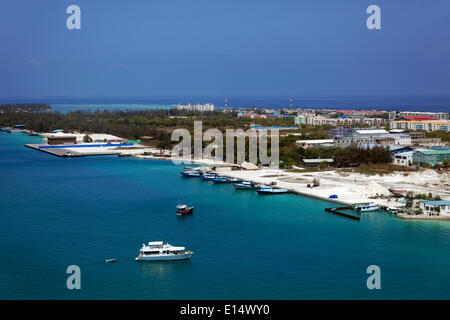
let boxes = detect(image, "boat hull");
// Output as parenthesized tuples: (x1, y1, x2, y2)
(180, 172, 201, 177)
(234, 184, 257, 190)
(136, 253, 193, 261)
(356, 207, 379, 212)
(177, 207, 194, 215)
(257, 189, 290, 194)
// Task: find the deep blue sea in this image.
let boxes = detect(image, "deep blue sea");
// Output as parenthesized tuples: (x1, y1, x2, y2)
(1, 131, 450, 299)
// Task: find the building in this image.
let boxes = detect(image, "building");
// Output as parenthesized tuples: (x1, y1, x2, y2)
(47, 133, 77, 145)
(393, 151, 414, 166)
(389, 111, 449, 121)
(390, 120, 450, 132)
(294, 114, 306, 125)
(305, 115, 386, 127)
(176, 103, 215, 112)
(332, 128, 389, 147)
(419, 201, 450, 216)
(296, 139, 334, 149)
(413, 149, 450, 166)
(302, 159, 334, 167)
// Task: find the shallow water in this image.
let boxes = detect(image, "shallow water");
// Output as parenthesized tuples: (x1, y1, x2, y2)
(0, 131, 449, 299)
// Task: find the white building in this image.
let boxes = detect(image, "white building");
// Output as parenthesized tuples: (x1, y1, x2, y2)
(389, 111, 449, 121)
(296, 139, 334, 149)
(393, 151, 414, 166)
(177, 103, 215, 112)
(294, 114, 306, 125)
(419, 201, 450, 216)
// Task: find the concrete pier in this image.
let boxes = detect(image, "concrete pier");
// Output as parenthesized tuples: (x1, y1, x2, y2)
(24, 144, 121, 157)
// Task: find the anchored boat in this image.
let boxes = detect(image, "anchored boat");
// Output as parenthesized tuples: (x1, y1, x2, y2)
(176, 204, 194, 215)
(201, 173, 217, 181)
(135, 241, 194, 261)
(234, 181, 258, 190)
(213, 177, 240, 184)
(180, 170, 202, 177)
(355, 202, 380, 212)
(257, 186, 290, 194)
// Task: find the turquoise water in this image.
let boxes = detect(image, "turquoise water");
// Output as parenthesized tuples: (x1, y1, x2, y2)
(50, 104, 175, 113)
(1, 132, 450, 299)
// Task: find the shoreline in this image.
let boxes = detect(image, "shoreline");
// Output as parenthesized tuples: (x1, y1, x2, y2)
(397, 214, 450, 220)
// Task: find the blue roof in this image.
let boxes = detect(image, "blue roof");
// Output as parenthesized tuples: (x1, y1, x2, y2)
(421, 200, 450, 206)
(252, 126, 297, 130)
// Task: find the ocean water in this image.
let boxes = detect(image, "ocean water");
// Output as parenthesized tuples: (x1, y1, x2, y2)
(49, 104, 175, 113)
(1, 131, 450, 299)
(1, 95, 450, 112)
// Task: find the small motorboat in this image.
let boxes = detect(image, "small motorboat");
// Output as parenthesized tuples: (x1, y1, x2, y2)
(355, 203, 379, 212)
(256, 186, 290, 194)
(213, 177, 240, 184)
(136, 241, 194, 261)
(104, 259, 116, 263)
(176, 204, 194, 215)
(201, 173, 217, 181)
(180, 170, 202, 177)
(234, 181, 258, 190)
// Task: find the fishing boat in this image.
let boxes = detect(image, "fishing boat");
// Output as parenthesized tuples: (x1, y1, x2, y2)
(135, 241, 194, 261)
(355, 202, 379, 212)
(180, 170, 202, 177)
(176, 204, 194, 215)
(234, 181, 258, 190)
(213, 177, 240, 184)
(257, 186, 290, 194)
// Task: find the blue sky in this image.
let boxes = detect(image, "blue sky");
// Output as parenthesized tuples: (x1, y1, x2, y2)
(0, 0, 449, 98)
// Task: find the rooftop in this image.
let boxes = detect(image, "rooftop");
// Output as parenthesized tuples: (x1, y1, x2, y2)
(421, 200, 450, 206)
(415, 150, 450, 155)
(302, 159, 334, 163)
(355, 129, 389, 135)
(296, 139, 334, 144)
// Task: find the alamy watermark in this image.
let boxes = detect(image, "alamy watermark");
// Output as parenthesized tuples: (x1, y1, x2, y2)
(171, 121, 279, 168)
(65, 4, 381, 31)
(366, 265, 381, 290)
(66, 265, 81, 290)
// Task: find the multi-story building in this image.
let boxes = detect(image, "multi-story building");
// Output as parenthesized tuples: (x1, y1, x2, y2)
(389, 111, 449, 121)
(305, 115, 386, 127)
(413, 149, 450, 166)
(177, 103, 215, 112)
(332, 128, 390, 147)
(393, 151, 414, 166)
(294, 114, 307, 125)
(390, 120, 450, 132)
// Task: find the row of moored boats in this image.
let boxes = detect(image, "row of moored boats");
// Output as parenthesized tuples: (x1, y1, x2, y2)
(180, 168, 290, 194)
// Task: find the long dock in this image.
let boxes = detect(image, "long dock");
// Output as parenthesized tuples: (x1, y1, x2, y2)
(324, 207, 360, 220)
(25, 144, 121, 157)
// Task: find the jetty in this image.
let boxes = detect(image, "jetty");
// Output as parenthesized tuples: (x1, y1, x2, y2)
(324, 207, 360, 220)
(25, 143, 128, 157)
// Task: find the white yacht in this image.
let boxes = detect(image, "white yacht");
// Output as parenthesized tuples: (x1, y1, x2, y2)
(135, 241, 194, 261)
(355, 203, 380, 212)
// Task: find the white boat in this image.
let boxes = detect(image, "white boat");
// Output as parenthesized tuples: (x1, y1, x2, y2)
(135, 241, 194, 261)
(355, 203, 379, 212)
(201, 173, 217, 180)
(257, 186, 290, 194)
(234, 181, 257, 190)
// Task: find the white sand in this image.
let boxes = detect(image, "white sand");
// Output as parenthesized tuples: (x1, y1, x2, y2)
(216, 168, 450, 206)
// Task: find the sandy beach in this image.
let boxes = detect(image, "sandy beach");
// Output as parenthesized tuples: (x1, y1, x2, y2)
(215, 168, 450, 207)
